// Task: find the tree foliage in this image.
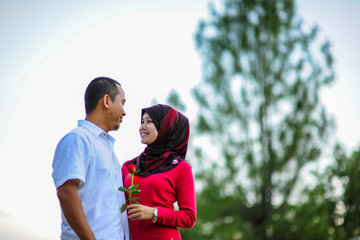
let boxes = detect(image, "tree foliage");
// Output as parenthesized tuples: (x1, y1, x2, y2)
(328, 145, 360, 239)
(181, 0, 336, 239)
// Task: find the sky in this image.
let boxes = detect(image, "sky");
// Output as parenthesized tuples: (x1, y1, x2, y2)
(0, 0, 359, 239)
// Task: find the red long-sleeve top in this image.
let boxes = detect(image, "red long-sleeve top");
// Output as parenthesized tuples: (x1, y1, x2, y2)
(121, 160, 196, 240)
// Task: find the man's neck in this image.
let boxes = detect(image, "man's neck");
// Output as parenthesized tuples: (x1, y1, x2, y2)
(85, 114, 109, 133)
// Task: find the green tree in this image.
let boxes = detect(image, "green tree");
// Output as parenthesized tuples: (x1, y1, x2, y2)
(270, 170, 337, 240)
(178, 0, 335, 239)
(329, 145, 360, 239)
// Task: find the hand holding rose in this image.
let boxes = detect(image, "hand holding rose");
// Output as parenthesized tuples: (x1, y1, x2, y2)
(126, 204, 155, 220)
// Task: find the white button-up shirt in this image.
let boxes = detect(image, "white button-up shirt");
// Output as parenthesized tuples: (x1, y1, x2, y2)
(52, 120, 129, 240)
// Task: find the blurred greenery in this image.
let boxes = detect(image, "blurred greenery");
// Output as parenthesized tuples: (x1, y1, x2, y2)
(167, 0, 360, 239)
(168, 0, 360, 240)
(329, 145, 360, 239)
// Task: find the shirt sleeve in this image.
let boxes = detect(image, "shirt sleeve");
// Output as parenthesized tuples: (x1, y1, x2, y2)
(52, 131, 90, 189)
(157, 161, 197, 228)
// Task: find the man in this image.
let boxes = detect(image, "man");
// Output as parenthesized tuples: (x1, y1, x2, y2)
(52, 77, 129, 240)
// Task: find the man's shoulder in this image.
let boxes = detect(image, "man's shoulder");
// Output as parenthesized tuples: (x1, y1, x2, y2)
(57, 126, 93, 148)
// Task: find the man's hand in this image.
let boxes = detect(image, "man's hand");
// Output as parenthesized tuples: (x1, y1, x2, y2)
(57, 179, 96, 240)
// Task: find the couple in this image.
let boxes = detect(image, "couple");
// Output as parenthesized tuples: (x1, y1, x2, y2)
(52, 77, 196, 240)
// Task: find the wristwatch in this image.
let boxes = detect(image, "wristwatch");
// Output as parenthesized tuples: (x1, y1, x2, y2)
(152, 207, 158, 223)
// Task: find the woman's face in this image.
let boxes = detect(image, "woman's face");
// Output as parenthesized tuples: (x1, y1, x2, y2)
(139, 112, 158, 145)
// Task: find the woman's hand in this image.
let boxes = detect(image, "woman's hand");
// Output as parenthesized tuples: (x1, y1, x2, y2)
(126, 204, 155, 220)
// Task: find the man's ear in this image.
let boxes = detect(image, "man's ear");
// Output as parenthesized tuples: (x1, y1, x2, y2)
(102, 94, 111, 109)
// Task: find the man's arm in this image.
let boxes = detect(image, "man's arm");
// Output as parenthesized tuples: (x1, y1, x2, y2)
(57, 179, 96, 240)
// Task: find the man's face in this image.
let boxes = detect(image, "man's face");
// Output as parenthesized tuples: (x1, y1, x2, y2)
(108, 85, 126, 131)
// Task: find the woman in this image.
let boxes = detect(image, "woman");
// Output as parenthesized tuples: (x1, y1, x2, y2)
(121, 104, 196, 240)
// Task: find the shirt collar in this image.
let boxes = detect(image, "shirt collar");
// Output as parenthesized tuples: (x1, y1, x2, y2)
(78, 120, 116, 143)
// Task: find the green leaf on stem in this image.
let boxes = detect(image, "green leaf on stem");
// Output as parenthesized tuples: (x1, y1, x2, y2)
(129, 184, 139, 191)
(121, 203, 128, 212)
(129, 197, 141, 202)
(132, 190, 141, 195)
(134, 201, 140, 204)
(118, 187, 129, 193)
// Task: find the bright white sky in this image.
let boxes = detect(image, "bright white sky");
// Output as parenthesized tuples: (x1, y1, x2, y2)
(0, 0, 359, 239)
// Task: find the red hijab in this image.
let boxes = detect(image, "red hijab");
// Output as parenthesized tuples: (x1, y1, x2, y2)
(127, 104, 190, 176)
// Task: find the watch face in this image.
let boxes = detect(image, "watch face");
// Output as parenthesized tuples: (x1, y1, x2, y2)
(152, 207, 158, 222)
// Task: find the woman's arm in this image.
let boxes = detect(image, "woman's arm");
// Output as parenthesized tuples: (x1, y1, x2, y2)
(125, 162, 197, 228)
(156, 162, 196, 228)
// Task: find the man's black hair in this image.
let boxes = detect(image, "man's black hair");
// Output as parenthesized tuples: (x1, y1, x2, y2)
(85, 77, 121, 115)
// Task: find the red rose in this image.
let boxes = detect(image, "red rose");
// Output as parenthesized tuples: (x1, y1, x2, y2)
(128, 164, 136, 174)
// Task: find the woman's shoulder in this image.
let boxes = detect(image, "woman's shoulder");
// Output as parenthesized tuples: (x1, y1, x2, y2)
(173, 161, 194, 186)
(121, 160, 131, 171)
(176, 160, 192, 170)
